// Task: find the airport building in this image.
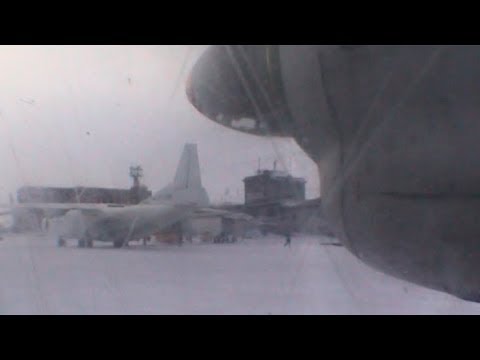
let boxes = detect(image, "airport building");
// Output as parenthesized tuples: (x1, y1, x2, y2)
(244, 169, 306, 207)
(17, 185, 151, 205)
(242, 168, 333, 236)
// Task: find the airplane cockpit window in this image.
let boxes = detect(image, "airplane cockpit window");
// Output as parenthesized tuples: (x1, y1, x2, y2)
(2, 45, 480, 314)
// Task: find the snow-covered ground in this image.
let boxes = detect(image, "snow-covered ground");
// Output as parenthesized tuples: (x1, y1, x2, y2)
(0, 233, 479, 314)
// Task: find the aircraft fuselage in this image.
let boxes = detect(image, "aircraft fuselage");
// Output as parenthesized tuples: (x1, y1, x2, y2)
(54, 204, 191, 247)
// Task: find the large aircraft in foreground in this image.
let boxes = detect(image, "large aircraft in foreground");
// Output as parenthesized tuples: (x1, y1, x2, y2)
(187, 45, 480, 303)
(7, 143, 234, 248)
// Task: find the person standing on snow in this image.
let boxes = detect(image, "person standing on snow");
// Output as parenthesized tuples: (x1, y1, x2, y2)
(284, 230, 292, 248)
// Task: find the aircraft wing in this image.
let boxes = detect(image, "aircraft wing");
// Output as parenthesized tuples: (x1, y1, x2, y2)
(9, 203, 116, 217)
(192, 207, 254, 220)
(193, 208, 230, 216)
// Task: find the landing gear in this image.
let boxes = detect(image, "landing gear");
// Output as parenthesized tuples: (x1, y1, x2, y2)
(77, 238, 93, 248)
(142, 236, 150, 246)
(113, 240, 124, 248)
(57, 237, 66, 247)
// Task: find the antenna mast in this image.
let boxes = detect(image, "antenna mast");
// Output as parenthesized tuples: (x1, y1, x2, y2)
(129, 165, 143, 189)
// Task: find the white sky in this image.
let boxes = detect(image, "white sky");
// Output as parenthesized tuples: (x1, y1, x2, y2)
(0, 45, 319, 204)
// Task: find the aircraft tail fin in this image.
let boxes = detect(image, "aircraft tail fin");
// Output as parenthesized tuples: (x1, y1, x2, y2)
(148, 143, 210, 207)
(173, 143, 203, 190)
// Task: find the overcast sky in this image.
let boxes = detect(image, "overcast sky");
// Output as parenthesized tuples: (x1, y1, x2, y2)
(0, 45, 319, 204)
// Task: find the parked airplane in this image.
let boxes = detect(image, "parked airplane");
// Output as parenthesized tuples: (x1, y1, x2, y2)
(7, 143, 235, 248)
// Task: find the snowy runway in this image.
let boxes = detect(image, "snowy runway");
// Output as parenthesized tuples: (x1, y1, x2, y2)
(0, 233, 479, 314)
